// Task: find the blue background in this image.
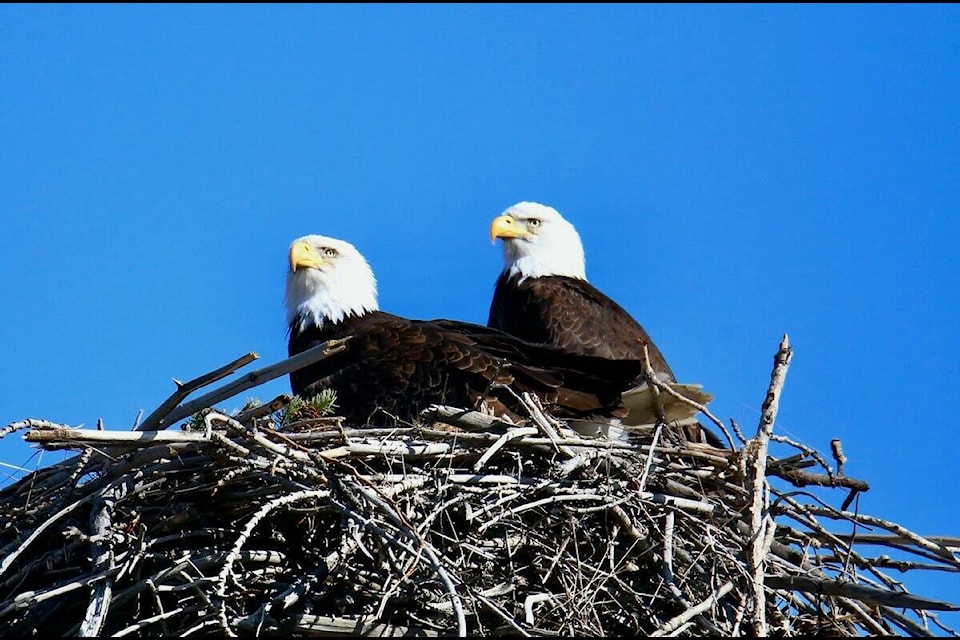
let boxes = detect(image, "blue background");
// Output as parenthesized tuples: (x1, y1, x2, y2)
(2, 4, 958, 628)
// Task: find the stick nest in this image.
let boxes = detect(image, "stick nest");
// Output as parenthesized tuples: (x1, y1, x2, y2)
(1, 340, 958, 637)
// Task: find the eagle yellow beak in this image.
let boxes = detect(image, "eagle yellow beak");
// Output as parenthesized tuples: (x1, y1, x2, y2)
(290, 241, 324, 272)
(489, 214, 529, 244)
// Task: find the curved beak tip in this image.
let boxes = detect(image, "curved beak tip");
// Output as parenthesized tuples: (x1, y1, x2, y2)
(289, 242, 316, 272)
(489, 215, 518, 244)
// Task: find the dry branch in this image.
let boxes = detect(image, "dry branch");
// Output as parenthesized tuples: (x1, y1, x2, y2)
(745, 333, 793, 636)
(136, 352, 260, 432)
(137, 338, 351, 432)
(764, 575, 960, 611)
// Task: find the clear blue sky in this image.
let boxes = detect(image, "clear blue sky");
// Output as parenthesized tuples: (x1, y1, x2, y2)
(2, 3, 958, 626)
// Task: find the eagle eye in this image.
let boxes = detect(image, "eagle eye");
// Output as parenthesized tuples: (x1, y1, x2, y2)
(323, 247, 338, 258)
(527, 218, 541, 228)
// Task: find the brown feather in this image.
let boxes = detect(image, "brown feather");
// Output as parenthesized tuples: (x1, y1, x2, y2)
(288, 311, 643, 427)
(488, 273, 675, 380)
(488, 273, 725, 447)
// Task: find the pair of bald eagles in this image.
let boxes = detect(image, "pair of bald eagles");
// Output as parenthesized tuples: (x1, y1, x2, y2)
(285, 201, 723, 447)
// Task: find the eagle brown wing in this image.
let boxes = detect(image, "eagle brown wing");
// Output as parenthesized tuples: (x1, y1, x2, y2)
(488, 273, 675, 381)
(289, 311, 641, 426)
(487, 275, 727, 448)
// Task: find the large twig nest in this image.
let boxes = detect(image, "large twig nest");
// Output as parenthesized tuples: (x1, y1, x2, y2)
(1, 337, 958, 637)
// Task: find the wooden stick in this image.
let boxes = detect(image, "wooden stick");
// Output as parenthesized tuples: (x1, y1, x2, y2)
(421, 405, 516, 432)
(765, 575, 960, 611)
(746, 334, 793, 636)
(831, 438, 848, 475)
(519, 392, 577, 459)
(638, 340, 735, 449)
(882, 606, 940, 637)
(651, 582, 735, 637)
(801, 506, 960, 564)
(234, 394, 292, 426)
(288, 614, 440, 637)
(473, 426, 539, 471)
(139, 337, 351, 431)
(801, 533, 960, 550)
(637, 421, 663, 492)
(769, 432, 836, 477)
(769, 467, 870, 492)
(79, 479, 129, 636)
(136, 352, 259, 432)
(638, 340, 667, 422)
(25, 428, 215, 446)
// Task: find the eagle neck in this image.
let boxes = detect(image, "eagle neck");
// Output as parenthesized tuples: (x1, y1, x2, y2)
(506, 261, 587, 284)
(290, 307, 371, 337)
(505, 253, 587, 284)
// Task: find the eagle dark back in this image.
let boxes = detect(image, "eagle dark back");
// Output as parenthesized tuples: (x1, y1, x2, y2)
(488, 272, 676, 382)
(289, 310, 644, 427)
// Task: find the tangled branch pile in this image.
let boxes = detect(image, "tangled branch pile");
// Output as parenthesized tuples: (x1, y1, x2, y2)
(1, 337, 958, 636)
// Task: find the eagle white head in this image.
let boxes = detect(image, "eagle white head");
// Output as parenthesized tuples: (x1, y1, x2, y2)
(284, 234, 379, 331)
(489, 201, 587, 282)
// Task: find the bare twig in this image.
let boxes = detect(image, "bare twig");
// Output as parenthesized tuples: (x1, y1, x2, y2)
(745, 334, 793, 636)
(136, 352, 260, 432)
(831, 439, 848, 476)
(650, 582, 735, 637)
(139, 338, 351, 431)
(79, 478, 131, 636)
(765, 575, 960, 611)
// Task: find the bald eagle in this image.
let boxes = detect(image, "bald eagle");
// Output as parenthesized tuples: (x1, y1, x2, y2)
(488, 201, 724, 447)
(285, 234, 646, 428)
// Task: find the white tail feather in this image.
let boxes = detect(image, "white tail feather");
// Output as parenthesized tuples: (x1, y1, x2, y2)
(557, 382, 714, 444)
(621, 382, 713, 427)
(564, 418, 629, 442)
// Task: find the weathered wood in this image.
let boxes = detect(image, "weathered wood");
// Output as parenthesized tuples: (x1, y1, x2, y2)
(25, 427, 214, 445)
(766, 574, 960, 611)
(234, 394, 293, 426)
(142, 337, 351, 431)
(290, 613, 443, 636)
(136, 352, 260, 432)
(746, 334, 793, 636)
